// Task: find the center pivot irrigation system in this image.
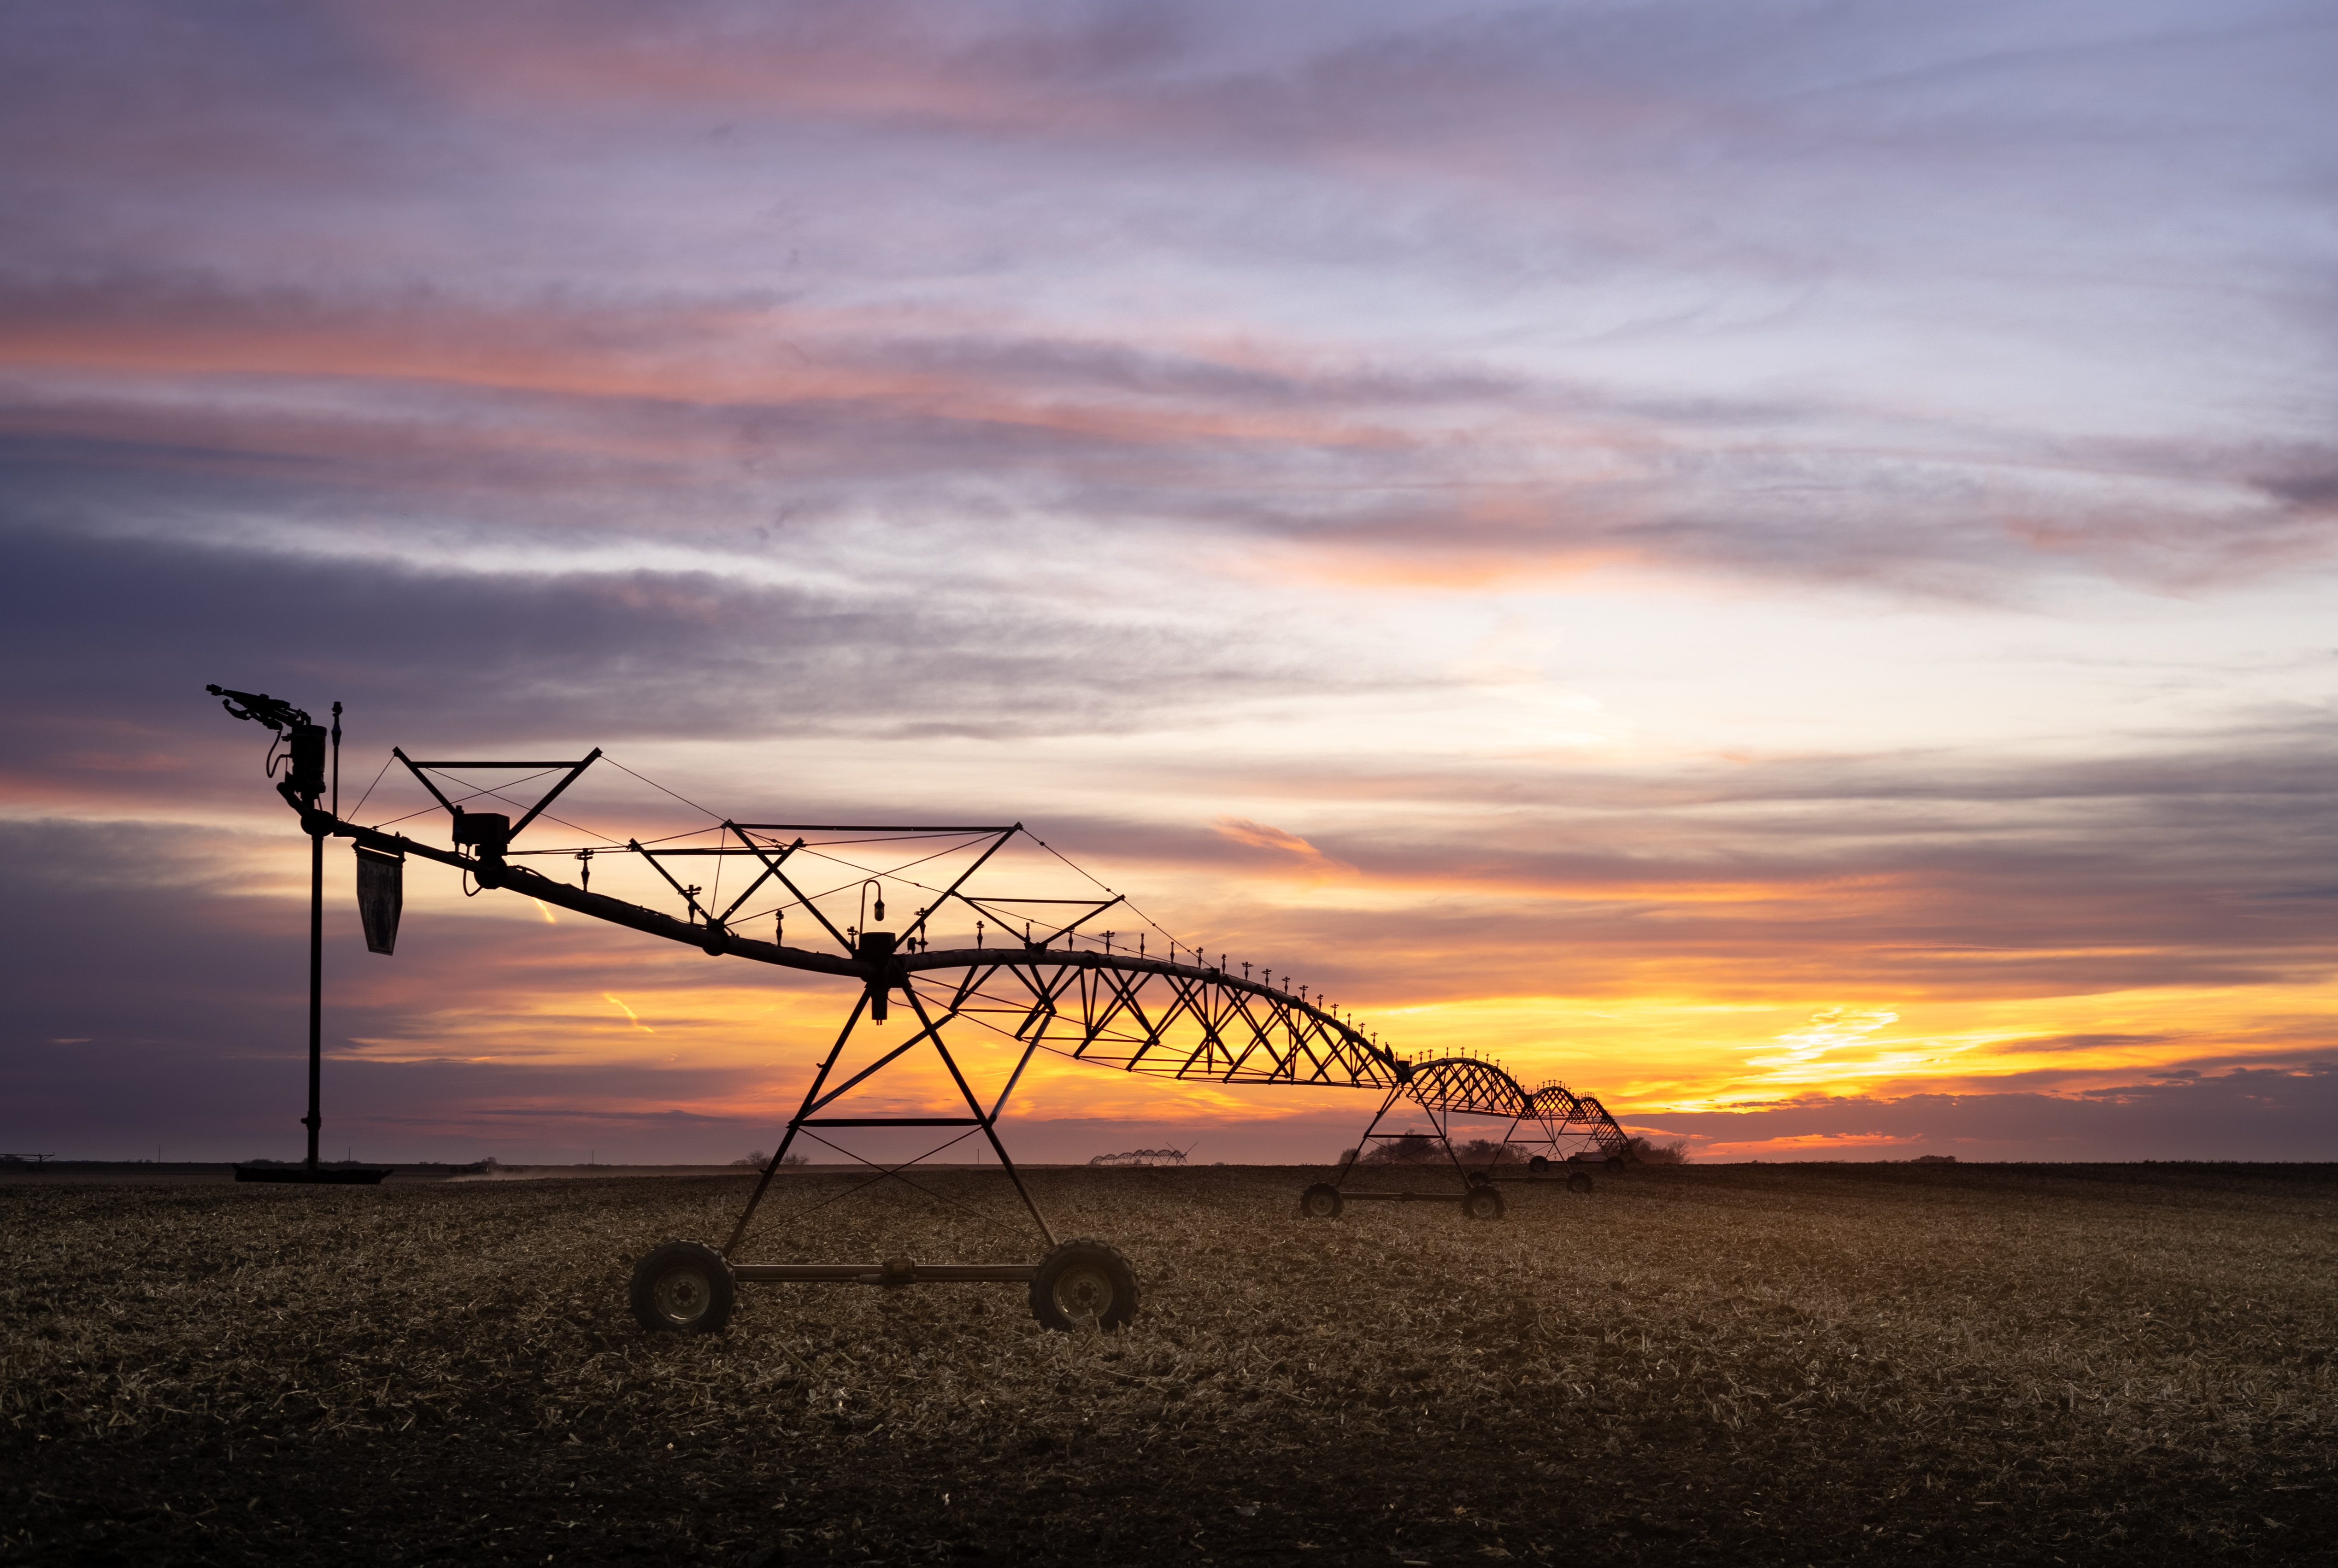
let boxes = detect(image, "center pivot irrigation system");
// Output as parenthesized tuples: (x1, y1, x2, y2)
(208, 687, 1633, 1333)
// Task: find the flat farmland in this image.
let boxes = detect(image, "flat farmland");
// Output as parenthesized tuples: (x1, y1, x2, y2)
(3, 1163, 2333, 1566)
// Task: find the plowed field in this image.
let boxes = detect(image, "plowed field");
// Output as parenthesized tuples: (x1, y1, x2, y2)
(5, 1162, 2333, 1565)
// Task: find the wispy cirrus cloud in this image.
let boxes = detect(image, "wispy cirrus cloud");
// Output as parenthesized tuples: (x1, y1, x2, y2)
(9, 4, 2336, 596)
(1635, 1064, 2338, 1163)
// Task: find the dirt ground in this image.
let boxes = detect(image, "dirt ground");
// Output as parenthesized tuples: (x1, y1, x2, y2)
(4, 1162, 2333, 1566)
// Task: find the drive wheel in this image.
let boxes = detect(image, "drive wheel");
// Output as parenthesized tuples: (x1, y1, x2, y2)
(1029, 1238, 1140, 1332)
(1300, 1182, 1345, 1219)
(630, 1239, 736, 1333)
(1568, 1170, 1595, 1194)
(1461, 1185, 1506, 1222)
(1528, 1155, 1551, 1175)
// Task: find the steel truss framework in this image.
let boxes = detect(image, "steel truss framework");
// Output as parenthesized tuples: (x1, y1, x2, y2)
(212, 710, 1635, 1327)
(1307, 1057, 1632, 1220)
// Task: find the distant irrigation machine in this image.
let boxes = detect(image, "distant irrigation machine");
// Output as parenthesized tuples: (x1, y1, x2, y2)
(208, 686, 1635, 1333)
(1300, 1056, 1631, 1223)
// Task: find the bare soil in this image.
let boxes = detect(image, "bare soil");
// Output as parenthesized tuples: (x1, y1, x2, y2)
(4, 1162, 2333, 1565)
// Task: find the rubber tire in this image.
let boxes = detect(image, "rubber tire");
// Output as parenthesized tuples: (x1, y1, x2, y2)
(1528, 1155, 1551, 1175)
(1300, 1182, 1345, 1219)
(1461, 1185, 1506, 1222)
(630, 1239, 736, 1333)
(1029, 1238, 1140, 1332)
(1568, 1171, 1595, 1195)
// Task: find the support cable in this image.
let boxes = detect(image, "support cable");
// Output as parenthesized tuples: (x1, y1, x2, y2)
(1027, 831, 1205, 972)
(604, 756, 728, 825)
(347, 754, 395, 822)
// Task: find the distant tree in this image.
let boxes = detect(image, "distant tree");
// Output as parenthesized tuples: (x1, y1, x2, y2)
(731, 1150, 808, 1167)
(1360, 1133, 1442, 1164)
(1360, 1134, 1532, 1166)
(1626, 1135, 1689, 1164)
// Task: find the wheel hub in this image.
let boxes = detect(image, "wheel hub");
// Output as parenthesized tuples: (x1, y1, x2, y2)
(654, 1268, 709, 1322)
(1051, 1263, 1114, 1320)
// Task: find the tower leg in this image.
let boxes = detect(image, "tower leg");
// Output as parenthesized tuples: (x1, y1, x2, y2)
(906, 984, 1056, 1247)
(1432, 1098, 1475, 1187)
(1336, 1081, 1409, 1189)
(722, 976, 1057, 1257)
(725, 993, 869, 1255)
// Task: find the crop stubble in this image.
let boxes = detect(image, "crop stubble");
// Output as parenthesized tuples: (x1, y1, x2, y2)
(3, 1162, 2333, 1565)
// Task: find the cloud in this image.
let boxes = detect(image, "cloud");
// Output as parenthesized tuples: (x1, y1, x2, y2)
(1635, 1065, 2338, 1161)
(1997, 1032, 2175, 1055)
(6, 4, 2335, 599)
(0, 523, 1333, 766)
(10, 730, 2337, 1162)
(8, 284, 2330, 600)
(6, 1, 2334, 1161)
(1211, 816, 1353, 880)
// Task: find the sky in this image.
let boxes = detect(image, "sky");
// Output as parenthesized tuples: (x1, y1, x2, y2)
(3, 0, 2333, 1165)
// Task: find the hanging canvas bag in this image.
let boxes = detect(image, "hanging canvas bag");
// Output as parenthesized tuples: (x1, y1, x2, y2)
(355, 842, 404, 955)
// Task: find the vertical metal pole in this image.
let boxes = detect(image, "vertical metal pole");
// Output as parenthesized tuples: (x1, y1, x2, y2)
(305, 822, 323, 1172)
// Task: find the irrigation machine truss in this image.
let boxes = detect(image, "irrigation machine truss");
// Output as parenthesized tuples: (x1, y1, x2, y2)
(206, 688, 1635, 1332)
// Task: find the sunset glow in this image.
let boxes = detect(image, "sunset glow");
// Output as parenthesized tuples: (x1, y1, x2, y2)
(4, 1, 2332, 1163)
